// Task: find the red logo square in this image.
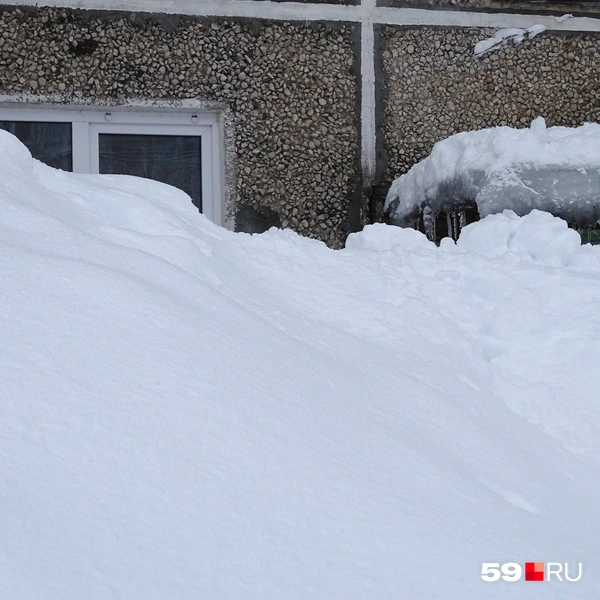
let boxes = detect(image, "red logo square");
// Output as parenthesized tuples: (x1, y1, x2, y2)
(525, 562, 544, 581)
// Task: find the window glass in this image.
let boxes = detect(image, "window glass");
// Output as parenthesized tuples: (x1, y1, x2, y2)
(99, 134, 202, 211)
(577, 226, 600, 245)
(0, 121, 73, 171)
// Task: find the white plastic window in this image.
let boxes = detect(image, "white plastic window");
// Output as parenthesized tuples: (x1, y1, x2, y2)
(0, 106, 223, 225)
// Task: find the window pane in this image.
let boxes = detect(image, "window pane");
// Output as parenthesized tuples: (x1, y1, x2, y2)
(99, 134, 202, 211)
(0, 121, 72, 171)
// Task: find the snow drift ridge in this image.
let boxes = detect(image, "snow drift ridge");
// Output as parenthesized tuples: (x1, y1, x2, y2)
(1, 130, 600, 599)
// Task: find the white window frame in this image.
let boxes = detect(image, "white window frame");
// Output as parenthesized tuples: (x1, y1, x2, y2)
(0, 105, 224, 225)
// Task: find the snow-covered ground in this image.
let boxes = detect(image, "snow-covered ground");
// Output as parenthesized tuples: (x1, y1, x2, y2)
(1, 129, 599, 598)
(385, 118, 600, 229)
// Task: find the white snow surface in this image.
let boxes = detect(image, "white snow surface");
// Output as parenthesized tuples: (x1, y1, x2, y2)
(385, 117, 600, 226)
(2, 129, 600, 598)
(474, 25, 547, 55)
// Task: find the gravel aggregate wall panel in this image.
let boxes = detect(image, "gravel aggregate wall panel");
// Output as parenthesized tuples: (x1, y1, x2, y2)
(380, 26, 600, 214)
(0, 8, 360, 247)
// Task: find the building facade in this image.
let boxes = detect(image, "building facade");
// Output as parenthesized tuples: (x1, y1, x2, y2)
(1, 0, 599, 246)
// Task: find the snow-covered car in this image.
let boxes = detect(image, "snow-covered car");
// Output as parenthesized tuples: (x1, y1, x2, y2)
(384, 118, 600, 244)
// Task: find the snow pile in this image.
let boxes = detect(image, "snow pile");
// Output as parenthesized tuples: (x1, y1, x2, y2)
(555, 13, 573, 23)
(385, 117, 600, 228)
(474, 25, 547, 56)
(2, 130, 600, 598)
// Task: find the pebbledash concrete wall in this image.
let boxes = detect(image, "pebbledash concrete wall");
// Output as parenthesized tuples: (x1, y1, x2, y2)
(0, 7, 360, 247)
(2, 4, 600, 243)
(377, 26, 600, 219)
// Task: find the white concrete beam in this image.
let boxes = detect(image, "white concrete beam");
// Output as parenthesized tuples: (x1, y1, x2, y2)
(8, 0, 362, 21)
(8, 0, 600, 33)
(374, 6, 600, 32)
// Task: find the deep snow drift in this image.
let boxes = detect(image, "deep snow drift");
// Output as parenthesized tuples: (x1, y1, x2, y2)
(385, 118, 600, 229)
(1, 129, 600, 599)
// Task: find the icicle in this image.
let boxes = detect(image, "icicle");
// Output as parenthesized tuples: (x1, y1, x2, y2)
(423, 206, 434, 241)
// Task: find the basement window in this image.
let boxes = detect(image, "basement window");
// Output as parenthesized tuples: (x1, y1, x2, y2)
(574, 224, 600, 245)
(0, 106, 223, 225)
(0, 120, 73, 171)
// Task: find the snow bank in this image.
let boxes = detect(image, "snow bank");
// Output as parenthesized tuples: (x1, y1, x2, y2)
(2, 131, 600, 599)
(385, 118, 600, 229)
(474, 25, 547, 56)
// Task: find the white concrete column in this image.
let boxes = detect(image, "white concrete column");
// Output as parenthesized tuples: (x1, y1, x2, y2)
(360, 0, 377, 190)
